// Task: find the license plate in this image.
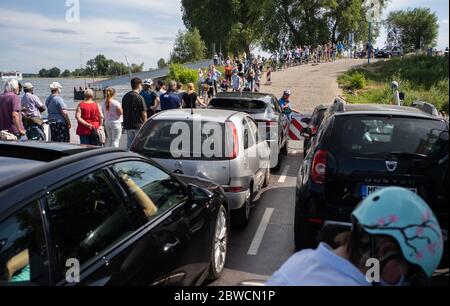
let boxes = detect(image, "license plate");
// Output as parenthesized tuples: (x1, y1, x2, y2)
(361, 185, 418, 198)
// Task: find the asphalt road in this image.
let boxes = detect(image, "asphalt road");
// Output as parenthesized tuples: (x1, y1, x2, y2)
(209, 141, 303, 286)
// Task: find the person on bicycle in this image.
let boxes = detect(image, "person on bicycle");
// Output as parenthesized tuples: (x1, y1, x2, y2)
(21, 82, 47, 140)
(267, 187, 444, 286)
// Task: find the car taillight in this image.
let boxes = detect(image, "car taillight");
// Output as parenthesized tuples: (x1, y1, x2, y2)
(228, 186, 243, 192)
(311, 150, 328, 184)
(226, 121, 239, 159)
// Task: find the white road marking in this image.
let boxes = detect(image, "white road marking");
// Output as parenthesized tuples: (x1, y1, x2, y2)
(278, 165, 290, 183)
(247, 208, 275, 256)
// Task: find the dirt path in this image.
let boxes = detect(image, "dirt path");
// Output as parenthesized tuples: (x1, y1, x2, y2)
(260, 59, 369, 112)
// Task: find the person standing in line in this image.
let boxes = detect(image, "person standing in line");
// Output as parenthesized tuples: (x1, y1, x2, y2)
(198, 69, 205, 97)
(210, 65, 221, 96)
(122, 78, 147, 150)
(75, 89, 103, 146)
(159, 81, 181, 111)
(0, 79, 26, 138)
(140, 79, 157, 118)
(21, 82, 46, 140)
(153, 80, 166, 113)
(102, 87, 123, 148)
(182, 83, 206, 109)
(46, 82, 71, 142)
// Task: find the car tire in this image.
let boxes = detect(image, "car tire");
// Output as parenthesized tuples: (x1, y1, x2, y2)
(263, 167, 270, 188)
(294, 212, 321, 251)
(233, 187, 253, 228)
(208, 204, 228, 280)
(273, 152, 282, 170)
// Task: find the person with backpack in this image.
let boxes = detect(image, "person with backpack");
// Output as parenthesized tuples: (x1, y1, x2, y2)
(140, 79, 157, 118)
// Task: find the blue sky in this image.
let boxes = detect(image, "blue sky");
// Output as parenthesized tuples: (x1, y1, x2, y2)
(0, 0, 448, 73)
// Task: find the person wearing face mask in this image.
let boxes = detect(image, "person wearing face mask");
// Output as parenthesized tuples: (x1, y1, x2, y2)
(267, 187, 444, 286)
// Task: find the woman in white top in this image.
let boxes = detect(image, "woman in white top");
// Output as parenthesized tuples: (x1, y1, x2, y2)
(102, 87, 123, 148)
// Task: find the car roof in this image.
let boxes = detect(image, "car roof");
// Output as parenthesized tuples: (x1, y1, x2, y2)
(0, 147, 133, 211)
(0, 141, 98, 162)
(214, 91, 275, 102)
(332, 104, 443, 120)
(153, 108, 245, 122)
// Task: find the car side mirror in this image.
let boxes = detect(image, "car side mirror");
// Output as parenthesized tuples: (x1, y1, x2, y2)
(188, 184, 214, 203)
(300, 127, 312, 138)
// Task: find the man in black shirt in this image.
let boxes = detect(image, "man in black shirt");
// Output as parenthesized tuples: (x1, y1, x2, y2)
(122, 77, 147, 150)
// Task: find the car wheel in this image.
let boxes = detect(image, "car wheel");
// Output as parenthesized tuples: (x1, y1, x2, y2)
(273, 151, 282, 170)
(208, 204, 228, 280)
(233, 187, 252, 228)
(263, 167, 271, 188)
(294, 212, 321, 251)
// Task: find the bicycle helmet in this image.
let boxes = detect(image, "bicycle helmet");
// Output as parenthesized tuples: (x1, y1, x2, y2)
(352, 187, 443, 277)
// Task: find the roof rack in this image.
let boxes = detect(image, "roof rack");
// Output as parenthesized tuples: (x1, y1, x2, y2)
(411, 101, 439, 116)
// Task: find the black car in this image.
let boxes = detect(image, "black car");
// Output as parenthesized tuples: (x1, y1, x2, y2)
(295, 103, 449, 255)
(301, 104, 327, 156)
(208, 92, 290, 169)
(0, 142, 229, 286)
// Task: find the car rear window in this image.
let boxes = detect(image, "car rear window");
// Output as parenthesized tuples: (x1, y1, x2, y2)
(209, 99, 268, 114)
(133, 120, 230, 160)
(331, 116, 448, 159)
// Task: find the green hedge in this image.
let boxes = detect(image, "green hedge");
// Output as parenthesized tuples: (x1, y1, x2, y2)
(168, 63, 198, 85)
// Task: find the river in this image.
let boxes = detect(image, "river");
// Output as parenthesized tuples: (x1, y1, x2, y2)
(1, 77, 131, 109)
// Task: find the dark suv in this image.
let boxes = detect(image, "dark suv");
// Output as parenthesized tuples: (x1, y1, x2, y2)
(208, 92, 289, 169)
(295, 104, 449, 254)
(0, 142, 229, 286)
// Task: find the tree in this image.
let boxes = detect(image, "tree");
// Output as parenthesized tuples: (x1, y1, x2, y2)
(181, 0, 264, 56)
(130, 62, 145, 73)
(61, 69, 71, 77)
(47, 67, 61, 78)
(157, 58, 167, 69)
(386, 8, 439, 51)
(38, 68, 48, 78)
(93, 54, 110, 76)
(170, 28, 207, 63)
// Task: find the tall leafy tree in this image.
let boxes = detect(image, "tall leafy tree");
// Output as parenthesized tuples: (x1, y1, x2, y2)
(386, 8, 439, 50)
(170, 28, 207, 63)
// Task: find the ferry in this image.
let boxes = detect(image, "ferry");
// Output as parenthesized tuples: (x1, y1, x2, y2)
(1, 71, 23, 82)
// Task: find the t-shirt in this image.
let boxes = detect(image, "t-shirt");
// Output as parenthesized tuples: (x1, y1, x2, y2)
(159, 91, 181, 111)
(139, 89, 157, 109)
(231, 75, 241, 90)
(266, 243, 370, 286)
(0, 92, 23, 134)
(155, 89, 166, 111)
(122, 91, 147, 130)
(182, 92, 198, 109)
(102, 99, 123, 123)
(21, 93, 45, 118)
(46, 95, 67, 123)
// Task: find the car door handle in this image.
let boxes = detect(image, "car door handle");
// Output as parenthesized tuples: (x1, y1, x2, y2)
(163, 238, 180, 253)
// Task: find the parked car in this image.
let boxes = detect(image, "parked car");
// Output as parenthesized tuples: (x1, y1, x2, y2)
(375, 46, 404, 58)
(301, 104, 328, 157)
(0, 142, 229, 286)
(131, 109, 271, 227)
(294, 102, 449, 266)
(208, 92, 289, 169)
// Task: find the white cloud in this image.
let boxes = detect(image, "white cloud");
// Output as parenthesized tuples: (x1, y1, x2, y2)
(0, 6, 180, 72)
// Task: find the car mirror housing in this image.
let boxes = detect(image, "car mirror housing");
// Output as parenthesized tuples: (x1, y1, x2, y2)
(188, 184, 214, 203)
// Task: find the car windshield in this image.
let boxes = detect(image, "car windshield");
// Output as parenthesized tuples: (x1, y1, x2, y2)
(133, 120, 229, 160)
(209, 99, 268, 114)
(331, 116, 448, 159)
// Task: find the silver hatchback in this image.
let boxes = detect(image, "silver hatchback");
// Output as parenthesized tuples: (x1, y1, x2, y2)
(131, 109, 271, 226)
